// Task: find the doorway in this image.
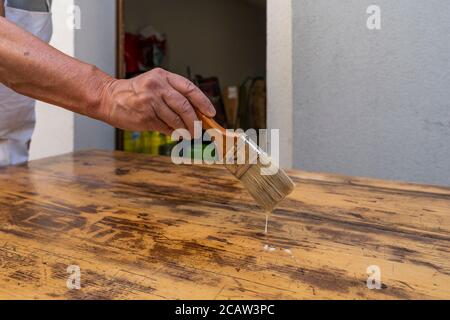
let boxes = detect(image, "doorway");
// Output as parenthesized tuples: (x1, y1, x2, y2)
(116, 0, 267, 156)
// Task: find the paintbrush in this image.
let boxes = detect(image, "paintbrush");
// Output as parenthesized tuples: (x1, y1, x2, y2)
(196, 111, 295, 212)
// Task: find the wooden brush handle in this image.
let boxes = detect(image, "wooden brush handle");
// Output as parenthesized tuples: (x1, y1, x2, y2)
(195, 109, 226, 134)
(195, 109, 239, 159)
(195, 110, 255, 178)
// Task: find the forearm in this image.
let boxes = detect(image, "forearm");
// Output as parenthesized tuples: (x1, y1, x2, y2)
(0, 16, 112, 120)
(0, 13, 215, 134)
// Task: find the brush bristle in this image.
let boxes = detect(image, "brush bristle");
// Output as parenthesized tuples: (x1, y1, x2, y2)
(238, 160, 295, 212)
(222, 133, 295, 211)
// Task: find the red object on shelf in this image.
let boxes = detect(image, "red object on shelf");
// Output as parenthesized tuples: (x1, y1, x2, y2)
(125, 32, 143, 75)
(125, 29, 167, 76)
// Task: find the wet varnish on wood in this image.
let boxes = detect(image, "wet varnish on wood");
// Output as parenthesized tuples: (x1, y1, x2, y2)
(0, 150, 448, 299)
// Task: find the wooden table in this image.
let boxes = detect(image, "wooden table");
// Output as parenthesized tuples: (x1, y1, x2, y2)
(0, 150, 448, 300)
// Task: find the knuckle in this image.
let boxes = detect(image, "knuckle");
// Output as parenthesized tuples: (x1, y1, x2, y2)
(163, 89, 175, 100)
(144, 76, 158, 89)
(152, 67, 167, 77)
(172, 116, 184, 128)
(185, 81, 196, 94)
(143, 69, 166, 88)
(179, 98, 192, 115)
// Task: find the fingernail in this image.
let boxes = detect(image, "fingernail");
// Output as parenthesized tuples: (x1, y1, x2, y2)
(208, 106, 216, 117)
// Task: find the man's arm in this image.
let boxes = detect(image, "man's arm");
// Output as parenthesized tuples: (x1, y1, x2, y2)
(0, 16, 215, 135)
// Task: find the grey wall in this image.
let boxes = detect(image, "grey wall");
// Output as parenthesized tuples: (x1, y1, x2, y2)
(73, 0, 116, 151)
(292, 0, 450, 186)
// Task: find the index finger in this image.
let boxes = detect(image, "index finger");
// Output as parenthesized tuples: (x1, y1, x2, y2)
(167, 73, 216, 118)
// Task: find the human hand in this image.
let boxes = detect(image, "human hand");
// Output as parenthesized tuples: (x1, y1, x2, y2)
(98, 68, 216, 136)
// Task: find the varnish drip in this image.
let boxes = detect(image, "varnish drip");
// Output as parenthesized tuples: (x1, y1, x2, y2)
(262, 212, 294, 258)
(264, 214, 269, 234)
(262, 245, 294, 258)
(263, 244, 276, 252)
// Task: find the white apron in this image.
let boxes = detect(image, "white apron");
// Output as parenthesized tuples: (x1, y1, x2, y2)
(0, 1, 52, 166)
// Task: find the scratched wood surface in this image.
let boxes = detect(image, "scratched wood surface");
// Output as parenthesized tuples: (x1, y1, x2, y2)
(0, 150, 448, 300)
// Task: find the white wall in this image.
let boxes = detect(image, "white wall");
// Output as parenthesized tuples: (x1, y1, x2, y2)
(124, 0, 266, 89)
(291, 0, 450, 186)
(30, 0, 116, 160)
(73, 0, 116, 151)
(267, 0, 293, 169)
(29, 0, 75, 160)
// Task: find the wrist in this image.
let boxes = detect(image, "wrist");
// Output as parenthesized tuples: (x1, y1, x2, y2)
(84, 65, 117, 122)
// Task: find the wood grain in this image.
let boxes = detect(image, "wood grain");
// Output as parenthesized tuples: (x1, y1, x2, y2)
(0, 150, 448, 300)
